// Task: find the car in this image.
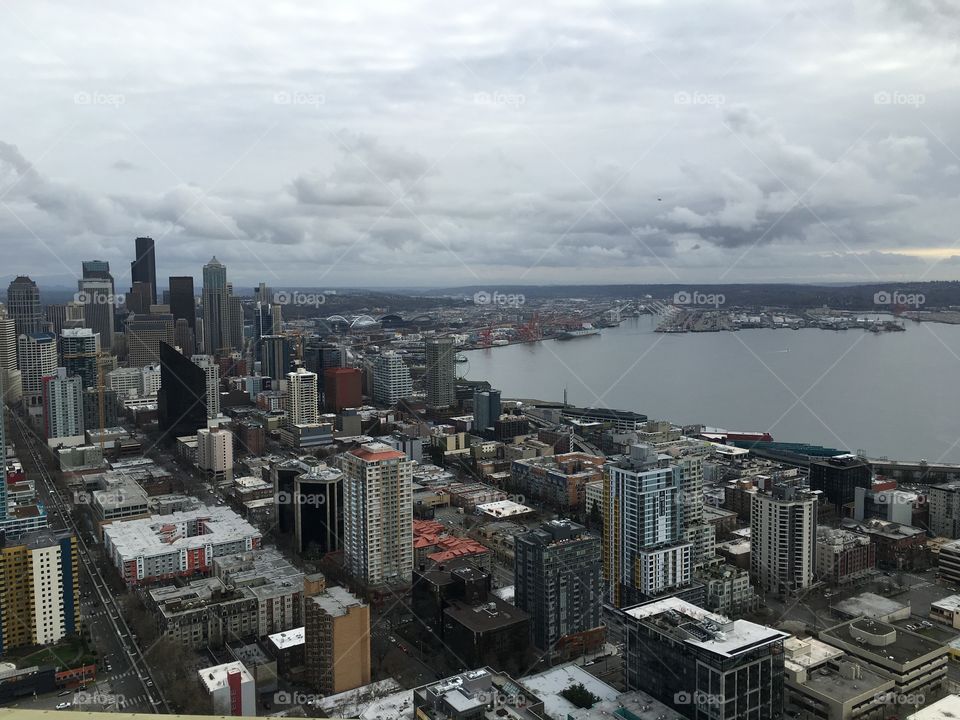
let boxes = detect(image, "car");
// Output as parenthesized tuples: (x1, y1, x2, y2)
(56, 703, 72, 710)
(146, 680, 154, 687)
(58, 691, 71, 697)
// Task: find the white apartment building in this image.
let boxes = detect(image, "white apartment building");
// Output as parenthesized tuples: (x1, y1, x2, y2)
(750, 484, 818, 593)
(42, 368, 84, 443)
(286, 367, 319, 425)
(17, 332, 57, 406)
(372, 352, 413, 406)
(198, 425, 234, 481)
(191, 354, 221, 418)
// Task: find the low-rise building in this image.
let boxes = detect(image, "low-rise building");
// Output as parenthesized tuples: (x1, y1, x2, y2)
(510, 453, 604, 509)
(816, 527, 877, 585)
(149, 577, 259, 649)
(413, 667, 546, 720)
(929, 595, 960, 629)
(840, 518, 928, 570)
(697, 562, 758, 616)
(940, 540, 960, 585)
(305, 583, 370, 695)
(197, 661, 256, 716)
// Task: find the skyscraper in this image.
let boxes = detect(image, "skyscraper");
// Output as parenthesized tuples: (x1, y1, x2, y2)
(168, 276, 196, 334)
(424, 336, 455, 408)
(202, 257, 229, 356)
(45, 301, 84, 335)
(60, 328, 99, 389)
(158, 342, 208, 438)
(130, 236, 157, 304)
(125, 311, 174, 368)
(602, 443, 692, 607)
(514, 519, 603, 656)
(228, 292, 244, 352)
(76, 277, 115, 350)
(0, 306, 20, 405)
(750, 484, 817, 594)
(17, 332, 57, 407)
(42, 368, 84, 441)
(286, 368, 319, 426)
(261, 335, 293, 381)
(190, 354, 221, 418)
(372, 352, 413, 406)
(473, 387, 501, 434)
(340, 442, 414, 586)
(324, 367, 362, 412)
(6, 276, 42, 340)
(173, 318, 195, 356)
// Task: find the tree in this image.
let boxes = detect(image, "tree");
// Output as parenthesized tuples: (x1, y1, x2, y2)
(560, 683, 600, 709)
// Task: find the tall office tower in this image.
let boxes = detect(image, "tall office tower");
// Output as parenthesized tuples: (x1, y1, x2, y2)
(158, 343, 208, 438)
(324, 367, 362, 412)
(6, 276, 43, 339)
(191, 354, 221, 419)
(602, 444, 692, 607)
(473, 387, 502, 434)
(173, 318, 195, 356)
(0, 383, 6, 523)
(293, 463, 344, 555)
(252, 283, 273, 362)
(0, 530, 80, 652)
(168, 276, 196, 333)
(81, 259, 113, 286)
(82, 386, 118, 432)
(45, 301, 84, 335)
(424, 336, 455, 408)
(0, 306, 19, 405)
(202, 257, 230, 356)
(372, 351, 413, 406)
(60, 328, 99, 389)
(261, 335, 292, 381)
(286, 368, 319, 425)
(228, 293, 244, 352)
(42, 368, 84, 441)
(126, 281, 154, 315)
(514, 519, 603, 656)
(618, 597, 787, 720)
(271, 303, 283, 333)
(750, 484, 818, 594)
(809, 455, 872, 509)
(17, 332, 57, 407)
(130, 236, 157, 304)
(339, 442, 414, 586)
(76, 277, 115, 350)
(304, 580, 371, 695)
(125, 311, 174, 368)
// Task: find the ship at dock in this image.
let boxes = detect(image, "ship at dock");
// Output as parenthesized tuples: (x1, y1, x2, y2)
(556, 323, 601, 340)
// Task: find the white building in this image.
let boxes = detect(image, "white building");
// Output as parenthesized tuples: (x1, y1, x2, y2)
(42, 368, 85, 444)
(197, 425, 233, 481)
(372, 352, 413, 406)
(750, 484, 817, 593)
(17, 332, 57, 407)
(929, 482, 960, 539)
(198, 661, 256, 716)
(286, 367, 318, 425)
(339, 442, 414, 586)
(191, 354, 221, 418)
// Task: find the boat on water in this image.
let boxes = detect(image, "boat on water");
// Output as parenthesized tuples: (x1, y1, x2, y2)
(556, 324, 600, 340)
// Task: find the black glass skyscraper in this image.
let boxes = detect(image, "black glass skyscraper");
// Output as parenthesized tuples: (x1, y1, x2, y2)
(158, 342, 208, 439)
(130, 237, 157, 304)
(168, 276, 196, 333)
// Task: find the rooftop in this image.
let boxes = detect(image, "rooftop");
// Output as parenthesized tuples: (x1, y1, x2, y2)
(833, 592, 909, 620)
(820, 617, 947, 667)
(350, 441, 407, 462)
(267, 626, 305, 650)
(906, 694, 960, 719)
(476, 499, 533, 518)
(197, 661, 253, 693)
(103, 506, 260, 560)
(308, 585, 366, 617)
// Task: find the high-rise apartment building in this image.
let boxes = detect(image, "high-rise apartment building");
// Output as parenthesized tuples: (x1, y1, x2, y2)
(424, 337, 456, 408)
(323, 367, 362, 412)
(17, 332, 57, 407)
(202, 257, 230, 356)
(6, 276, 43, 340)
(125, 311, 175, 368)
(339, 442, 414, 586)
(662, 439, 717, 572)
(602, 444, 692, 607)
(0, 306, 20, 405)
(60, 327, 99, 389)
(750, 484, 817, 593)
(42, 368, 84, 442)
(372, 351, 413, 406)
(197, 425, 233, 481)
(130, 236, 157, 305)
(76, 277, 115, 350)
(304, 580, 371, 695)
(286, 368, 319, 425)
(191, 354, 221, 418)
(514, 519, 603, 656)
(0, 530, 80, 652)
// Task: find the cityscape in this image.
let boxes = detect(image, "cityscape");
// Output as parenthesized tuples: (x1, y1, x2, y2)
(3, 2, 960, 720)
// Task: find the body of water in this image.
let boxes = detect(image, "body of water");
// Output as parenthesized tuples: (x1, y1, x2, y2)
(465, 316, 960, 463)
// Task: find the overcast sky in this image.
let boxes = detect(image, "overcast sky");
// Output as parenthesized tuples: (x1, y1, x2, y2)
(1, 0, 958, 290)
